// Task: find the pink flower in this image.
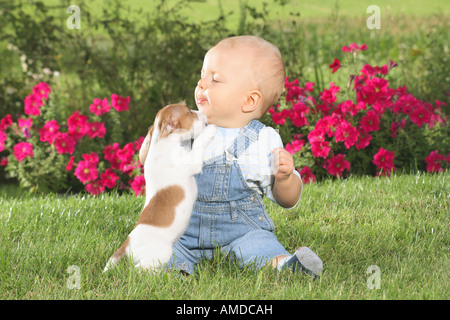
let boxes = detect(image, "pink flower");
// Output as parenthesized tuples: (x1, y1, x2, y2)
(18, 117, 33, 129)
(117, 142, 135, 171)
(32, 82, 51, 100)
(335, 120, 359, 149)
(20, 117, 34, 138)
(314, 116, 339, 138)
(0, 130, 7, 143)
(103, 143, 121, 169)
(74, 157, 99, 184)
(284, 78, 302, 102)
(121, 161, 139, 176)
(289, 101, 309, 127)
(268, 106, 290, 125)
(336, 100, 366, 117)
(356, 77, 389, 106)
(391, 93, 416, 115)
(359, 110, 380, 133)
(86, 122, 106, 139)
(285, 138, 305, 154)
(299, 166, 316, 184)
(0, 157, 8, 166)
(85, 179, 105, 195)
(13, 142, 34, 162)
(320, 82, 340, 104)
(66, 156, 75, 171)
(360, 64, 388, 76)
(111, 94, 130, 112)
(130, 175, 146, 196)
(311, 140, 331, 159)
(372, 148, 396, 176)
(103, 143, 119, 161)
(38, 120, 60, 144)
(0, 131, 7, 152)
(355, 130, 372, 150)
(100, 168, 119, 189)
(0, 114, 13, 131)
(304, 82, 314, 92)
(134, 136, 145, 151)
(425, 150, 445, 173)
(89, 98, 111, 116)
(329, 58, 340, 74)
(82, 152, 100, 165)
(342, 43, 368, 53)
(24, 94, 43, 116)
(53, 132, 77, 154)
(67, 111, 88, 140)
(103, 143, 136, 172)
(410, 104, 432, 128)
(326, 154, 350, 177)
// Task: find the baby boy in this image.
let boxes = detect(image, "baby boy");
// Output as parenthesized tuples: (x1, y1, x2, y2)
(166, 35, 323, 277)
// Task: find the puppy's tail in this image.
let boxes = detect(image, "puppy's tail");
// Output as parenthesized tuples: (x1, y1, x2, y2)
(103, 237, 130, 273)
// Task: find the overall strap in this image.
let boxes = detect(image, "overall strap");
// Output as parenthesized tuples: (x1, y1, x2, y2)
(226, 119, 265, 159)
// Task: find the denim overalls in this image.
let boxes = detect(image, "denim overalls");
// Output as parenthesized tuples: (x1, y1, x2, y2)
(166, 120, 289, 274)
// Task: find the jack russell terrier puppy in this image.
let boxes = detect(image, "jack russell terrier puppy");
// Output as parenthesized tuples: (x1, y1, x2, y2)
(103, 103, 216, 272)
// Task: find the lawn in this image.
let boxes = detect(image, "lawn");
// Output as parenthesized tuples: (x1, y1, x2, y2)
(0, 172, 448, 300)
(1, 0, 449, 302)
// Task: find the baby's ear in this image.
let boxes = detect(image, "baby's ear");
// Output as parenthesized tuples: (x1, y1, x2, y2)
(242, 90, 262, 113)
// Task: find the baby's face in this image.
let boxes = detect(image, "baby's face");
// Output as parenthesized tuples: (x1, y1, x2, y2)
(195, 46, 257, 128)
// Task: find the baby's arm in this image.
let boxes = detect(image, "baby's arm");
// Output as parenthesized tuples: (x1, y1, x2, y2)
(271, 147, 302, 208)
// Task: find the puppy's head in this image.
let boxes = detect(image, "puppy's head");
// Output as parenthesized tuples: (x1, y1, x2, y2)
(156, 103, 201, 139)
(139, 103, 207, 165)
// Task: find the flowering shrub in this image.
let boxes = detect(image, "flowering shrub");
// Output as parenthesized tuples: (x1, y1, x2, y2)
(1, 44, 449, 194)
(0, 83, 145, 195)
(266, 43, 449, 183)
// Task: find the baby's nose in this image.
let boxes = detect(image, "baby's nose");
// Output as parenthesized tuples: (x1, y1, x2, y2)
(197, 78, 205, 89)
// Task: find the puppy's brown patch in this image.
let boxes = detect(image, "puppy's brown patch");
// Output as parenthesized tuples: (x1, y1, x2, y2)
(113, 237, 129, 259)
(137, 185, 185, 227)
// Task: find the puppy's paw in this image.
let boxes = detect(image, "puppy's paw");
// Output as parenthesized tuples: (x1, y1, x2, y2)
(202, 124, 217, 141)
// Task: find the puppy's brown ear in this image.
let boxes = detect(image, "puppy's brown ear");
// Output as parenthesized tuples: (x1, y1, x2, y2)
(139, 125, 154, 165)
(159, 119, 179, 140)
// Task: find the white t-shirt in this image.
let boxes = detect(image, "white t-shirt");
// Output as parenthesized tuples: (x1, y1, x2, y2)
(203, 125, 302, 207)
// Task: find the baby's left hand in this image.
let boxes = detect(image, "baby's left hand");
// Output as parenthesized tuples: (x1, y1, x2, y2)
(271, 147, 294, 182)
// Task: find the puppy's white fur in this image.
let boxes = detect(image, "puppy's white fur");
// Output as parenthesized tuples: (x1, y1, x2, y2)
(103, 104, 216, 272)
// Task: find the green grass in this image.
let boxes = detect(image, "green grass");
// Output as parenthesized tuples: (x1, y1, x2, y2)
(61, 0, 450, 19)
(0, 172, 448, 299)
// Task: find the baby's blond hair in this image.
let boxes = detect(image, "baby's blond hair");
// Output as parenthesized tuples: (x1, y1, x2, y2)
(214, 35, 285, 116)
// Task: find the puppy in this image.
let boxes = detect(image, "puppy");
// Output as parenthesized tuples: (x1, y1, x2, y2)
(103, 103, 216, 272)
